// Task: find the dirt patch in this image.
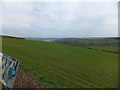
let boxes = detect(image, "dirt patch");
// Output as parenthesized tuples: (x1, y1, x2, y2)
(13, 69, 40, 88)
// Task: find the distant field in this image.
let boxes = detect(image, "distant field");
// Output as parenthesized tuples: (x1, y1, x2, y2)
(84, 46, 119, 53)
(55, 38, 119, 46)
(2, 38, 118, 88)
(86, 46, 118, 52)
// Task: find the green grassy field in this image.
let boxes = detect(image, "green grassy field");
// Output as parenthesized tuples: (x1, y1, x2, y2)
(2, 38, 118, 88)
(84, 46, 118, 52)
(55, 38, 119, 46)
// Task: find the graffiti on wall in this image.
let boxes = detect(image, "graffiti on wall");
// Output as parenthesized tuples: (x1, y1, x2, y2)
(0, 52, 19, 88)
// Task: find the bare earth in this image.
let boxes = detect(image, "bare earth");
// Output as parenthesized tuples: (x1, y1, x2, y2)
(13, 69, 40, 88)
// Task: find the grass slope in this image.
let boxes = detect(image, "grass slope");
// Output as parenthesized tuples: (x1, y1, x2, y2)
(84, 46, 119, 53)
(2, 38, 118, 88)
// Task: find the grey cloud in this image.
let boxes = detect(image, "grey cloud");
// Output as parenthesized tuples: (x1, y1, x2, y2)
(2, 2, 118, 37)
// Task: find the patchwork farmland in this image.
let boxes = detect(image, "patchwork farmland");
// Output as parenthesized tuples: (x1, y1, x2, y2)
(2, 37, 118, 88)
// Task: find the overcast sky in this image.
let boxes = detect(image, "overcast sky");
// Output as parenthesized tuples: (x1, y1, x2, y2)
(0, 0, 118, 38)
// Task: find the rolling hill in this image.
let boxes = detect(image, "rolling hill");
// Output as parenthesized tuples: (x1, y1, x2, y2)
(2, 37, 118, 88)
